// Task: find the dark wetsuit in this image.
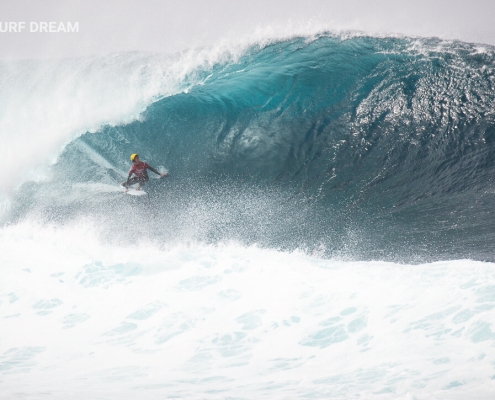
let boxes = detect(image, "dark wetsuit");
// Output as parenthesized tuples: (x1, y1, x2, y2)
(122, 161, 160, 188)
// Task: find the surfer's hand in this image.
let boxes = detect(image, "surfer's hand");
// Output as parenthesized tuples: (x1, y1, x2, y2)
(160, 173, 168, 178)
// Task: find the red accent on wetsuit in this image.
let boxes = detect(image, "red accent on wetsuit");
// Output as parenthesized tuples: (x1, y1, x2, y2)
(129, 161, 149, 178)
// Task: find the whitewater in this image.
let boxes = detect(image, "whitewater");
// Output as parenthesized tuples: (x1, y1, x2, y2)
(1, 31, 495, 399)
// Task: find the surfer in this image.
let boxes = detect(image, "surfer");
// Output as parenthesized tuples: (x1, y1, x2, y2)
(122, 153, 167, 192)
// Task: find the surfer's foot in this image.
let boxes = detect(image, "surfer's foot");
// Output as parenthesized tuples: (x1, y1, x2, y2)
(136, 185, 141, 191)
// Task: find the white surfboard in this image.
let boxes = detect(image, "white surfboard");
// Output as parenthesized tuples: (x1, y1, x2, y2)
(72, 183, 123, 194)
(126, 188, 147, 196)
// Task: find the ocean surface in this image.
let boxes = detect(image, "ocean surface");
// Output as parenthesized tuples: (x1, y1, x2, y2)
(1, 33, 495, 399)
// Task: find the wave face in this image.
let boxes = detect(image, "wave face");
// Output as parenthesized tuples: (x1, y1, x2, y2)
(6, 35, 495, 262)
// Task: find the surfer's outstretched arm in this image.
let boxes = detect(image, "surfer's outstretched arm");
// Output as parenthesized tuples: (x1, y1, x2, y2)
(148, 166, 168, 178)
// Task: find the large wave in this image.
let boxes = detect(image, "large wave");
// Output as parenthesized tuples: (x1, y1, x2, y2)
(4, 34, 495, 262)
(3, 32, 495, 399)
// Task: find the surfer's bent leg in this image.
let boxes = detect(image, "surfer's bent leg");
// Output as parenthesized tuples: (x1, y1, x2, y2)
(135, 175, 149, 190)
(122, 177, 141, 188)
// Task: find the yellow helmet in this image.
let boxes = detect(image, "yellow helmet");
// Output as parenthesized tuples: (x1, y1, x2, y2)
(130, 153, 138, 161)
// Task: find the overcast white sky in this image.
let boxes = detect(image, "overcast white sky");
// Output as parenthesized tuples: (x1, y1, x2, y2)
(1, 0, 495, 59)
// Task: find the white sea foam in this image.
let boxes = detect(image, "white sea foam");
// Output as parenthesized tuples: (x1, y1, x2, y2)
(1, 220, 494, 399)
